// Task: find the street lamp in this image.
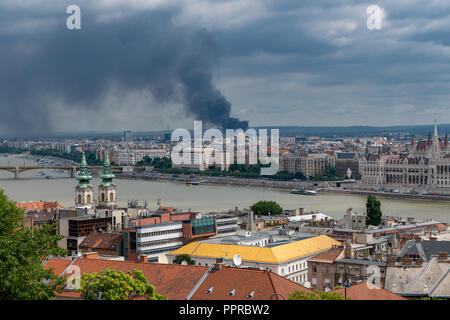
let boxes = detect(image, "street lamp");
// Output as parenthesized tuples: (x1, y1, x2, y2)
(344, 279, 351, 300)
(342, 266, 352, 300)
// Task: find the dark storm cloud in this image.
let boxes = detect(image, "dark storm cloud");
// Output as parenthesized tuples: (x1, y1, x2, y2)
(206, 0, 450, 126)
(0, 4, 247, 135)
(3, 0, 450, 132)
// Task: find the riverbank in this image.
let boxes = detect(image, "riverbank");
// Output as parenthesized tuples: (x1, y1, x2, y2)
(321, 188, 450, 202)
(117, 172, 450, 203)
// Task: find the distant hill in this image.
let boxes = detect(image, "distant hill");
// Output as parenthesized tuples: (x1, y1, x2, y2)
(251, 124, 450, 138)
(3, 124, 450, 139)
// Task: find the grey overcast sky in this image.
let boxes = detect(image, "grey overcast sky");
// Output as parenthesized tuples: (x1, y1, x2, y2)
(1, 0, 450, 135)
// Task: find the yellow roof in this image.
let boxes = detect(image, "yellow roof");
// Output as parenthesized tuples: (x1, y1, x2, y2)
(169, 235, 341, 264)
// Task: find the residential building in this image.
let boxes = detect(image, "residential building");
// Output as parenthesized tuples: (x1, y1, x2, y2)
(396, 239, 450, 264)
(167, 235, 341, 284)
(336, 208, 366, 230)
(385, 254, 450, 299)
(279, 153, 335, 178)
(308, 245, 388, 291)
(78, 232, 123, 256)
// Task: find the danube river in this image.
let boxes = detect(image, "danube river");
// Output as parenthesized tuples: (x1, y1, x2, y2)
(0, 155, 449, 222)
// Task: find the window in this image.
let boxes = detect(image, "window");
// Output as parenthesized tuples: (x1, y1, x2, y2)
(129, 232, 136, 252)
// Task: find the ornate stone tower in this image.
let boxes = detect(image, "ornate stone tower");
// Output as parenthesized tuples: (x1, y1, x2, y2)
(75, 151, 94, 208)
(97, 151, 117, 208)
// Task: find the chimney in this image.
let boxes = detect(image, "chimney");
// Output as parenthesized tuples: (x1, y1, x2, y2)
(438, 252, 448, 260)
(344, 246, 352, 259)
(415, 237, 422, 243)
(351, 233, 356, 244)
(213, 257, 223, 271)
(387, 254, 396, 265)
(83, 252, 99, 260)
(140, 255, 148, 263)
(249, 211, 254, 234)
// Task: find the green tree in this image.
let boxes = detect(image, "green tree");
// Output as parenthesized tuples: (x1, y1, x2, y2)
(0, 189, 68, 300)
(78, 268, 167, 300)
(173, 254, 195, 265)
(366, 195, 382, 226)
(288, 290, 345, 300)
(250, 200, 283, 216)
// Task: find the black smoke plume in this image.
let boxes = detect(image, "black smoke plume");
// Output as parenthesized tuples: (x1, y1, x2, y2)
(0, 7, 248, 135)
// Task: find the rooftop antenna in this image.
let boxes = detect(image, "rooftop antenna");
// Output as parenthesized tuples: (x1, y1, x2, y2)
(157, 198, 161, 208)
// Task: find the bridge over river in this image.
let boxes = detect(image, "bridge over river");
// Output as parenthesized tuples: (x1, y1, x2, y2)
(0, 165, 146, 179)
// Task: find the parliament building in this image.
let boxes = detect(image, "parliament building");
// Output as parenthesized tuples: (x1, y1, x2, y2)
(360, 122, 450, 190)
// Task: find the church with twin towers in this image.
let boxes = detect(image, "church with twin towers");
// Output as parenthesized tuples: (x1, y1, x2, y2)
(360, 121, 450, 190)
(74, 150, 117, 209)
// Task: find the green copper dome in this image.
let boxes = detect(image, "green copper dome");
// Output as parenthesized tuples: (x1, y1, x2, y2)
(76, 151, 93, 188)
(99, 151, 115, 187)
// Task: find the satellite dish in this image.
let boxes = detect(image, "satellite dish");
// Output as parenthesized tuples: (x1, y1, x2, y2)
(233, 254, 242, 266)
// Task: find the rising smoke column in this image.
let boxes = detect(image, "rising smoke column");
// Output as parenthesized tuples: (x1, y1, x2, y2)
(0, 6, 248, 135)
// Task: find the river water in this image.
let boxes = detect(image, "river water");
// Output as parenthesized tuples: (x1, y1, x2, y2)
(1, 155, 449, 222)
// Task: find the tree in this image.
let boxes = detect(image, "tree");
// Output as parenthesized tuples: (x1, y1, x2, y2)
(288, 290, 345, 300)
(173, 254, 195, 265)
(0, 189, 68, 300)
(365, 195, 382, 226)
(78, 268, 167, 300)
(250, 200, 283, 216)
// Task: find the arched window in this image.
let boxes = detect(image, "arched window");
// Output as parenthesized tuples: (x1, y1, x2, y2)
(87, 194, 91, 203)
(77, 194, 81, 203)
(101, 193, 105, 202)
(109, 192, 114, 201)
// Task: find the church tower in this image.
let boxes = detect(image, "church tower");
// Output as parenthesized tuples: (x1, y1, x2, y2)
(75, 151, 94, 208)
(431, 120, 441, 160)
(97, 151, 117, 208)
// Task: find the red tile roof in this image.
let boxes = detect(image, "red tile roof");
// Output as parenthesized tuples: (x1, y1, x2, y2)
(45, 258, 312, 300)
(45, 258, 208, 300)
(190, 266, 312, 300)
(331, 283, 407, 300)
(78, 232, 123, 250)
(308, 247, 344, 263)
(17, 201, 61, 212)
